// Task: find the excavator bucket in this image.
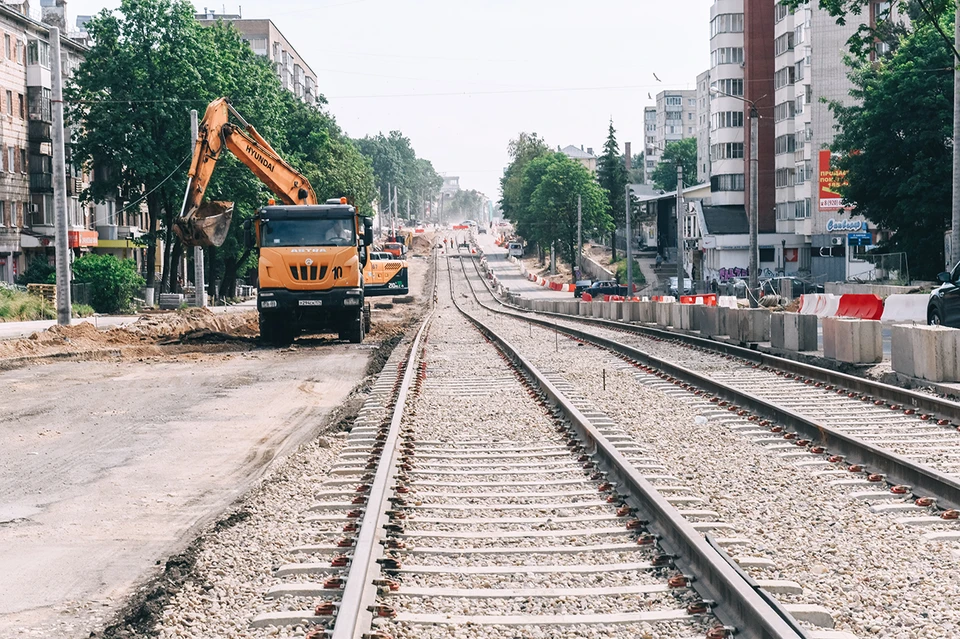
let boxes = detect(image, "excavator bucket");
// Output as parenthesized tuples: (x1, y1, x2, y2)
(174, 201, 235, 248)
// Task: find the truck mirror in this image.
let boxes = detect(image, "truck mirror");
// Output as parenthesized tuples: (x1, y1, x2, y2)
(363, 217, 374, 247)
(242, 219, 255, 249)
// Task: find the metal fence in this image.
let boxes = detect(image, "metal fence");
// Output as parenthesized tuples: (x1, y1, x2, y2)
(71, 282, 92, 306)
(853, 252, 910, 285)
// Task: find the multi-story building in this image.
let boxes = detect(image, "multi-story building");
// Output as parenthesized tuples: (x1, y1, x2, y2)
(0, 1, 97, 283)
(561, 145, 597, 173)
(648, 90, 697, 186)
(196, 10, 320, 105)
(695, 70, 711, 184)
(642, 107, 656, 183)
(707, 1, 747, 208)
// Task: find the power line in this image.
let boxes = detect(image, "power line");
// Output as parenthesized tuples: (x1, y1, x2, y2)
(114, 152, 192, 216)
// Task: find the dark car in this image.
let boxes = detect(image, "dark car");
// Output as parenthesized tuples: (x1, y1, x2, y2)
(573, 280, 593, 298)
(584, 280, 628, 298)
(928, 262, 960, 326)
(760, 277, 824, 298)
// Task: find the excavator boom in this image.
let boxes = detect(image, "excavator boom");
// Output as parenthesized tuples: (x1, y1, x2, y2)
(176, 98, 317, 247)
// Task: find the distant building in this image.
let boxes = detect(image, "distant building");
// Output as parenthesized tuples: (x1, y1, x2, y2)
(440, 175, 460, 196)
(196, 10, 320, 105)
(646, 90, 697, 186)
(561, 145, 596, 173)
(695, 70, 711, 184)
(642, 107, 656, 183)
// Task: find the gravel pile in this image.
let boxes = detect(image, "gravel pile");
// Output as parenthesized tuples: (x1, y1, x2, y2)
(456, 263, 960, 638)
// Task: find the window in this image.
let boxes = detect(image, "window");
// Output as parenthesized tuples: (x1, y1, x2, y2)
(4, 34, 9, 60)
(688, 127, 694, 134)
(775, 2, 792, 22)
(17, 93, 22, 119)
(5, 91, 10, 116)
(688, 98, 696, 106)
(666, 109, 682, 120)
(795, 94, 805, 115)
(20, 148, 26, 173)
(759, 248, 776, 262)
(711, 173, 745, 191)
(665, 96, 682, 106)
(711, 47, 744, 67)
(774, 32, 794, 56)
(7, 146, 13, 173)
(711, 13, 744, 36)
(0, 201, 5, 226)
(775, 134, 796, 155)
(776, 202, 792, 220)
(646, 160, 656, 168)
(794, 24, 805, 44)
(711, 78, 743, 97)
(795, 198, 811, 218)
(774, 101, 796, 122)
(711, 111, 744, 130)
(27, 40, 50, 68)
(795, 160, 811, 184)
(688, 112, 693, 120)
(711, 142, 744, 160)
(794, 60, 805, 81)
(775, 167, 796, 188)
(774, 66, 795, 89)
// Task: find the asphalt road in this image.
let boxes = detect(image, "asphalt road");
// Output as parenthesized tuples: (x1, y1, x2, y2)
(0, 342, 371, 637)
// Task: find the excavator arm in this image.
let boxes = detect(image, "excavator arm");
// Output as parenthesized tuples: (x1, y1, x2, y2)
(175, 98, 318, 247)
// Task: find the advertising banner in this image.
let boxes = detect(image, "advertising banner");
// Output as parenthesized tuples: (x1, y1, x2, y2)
(818, 150, 850, 212)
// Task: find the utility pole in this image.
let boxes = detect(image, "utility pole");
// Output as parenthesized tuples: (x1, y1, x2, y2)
(190, 109, 205, 308)
(676, 164, 684, 300)
(953, 10, 960, 267)
(748, 105, 759, 307)
(625, 184, 632, 295)
(577, 194, 582, 274)
(393, 185, 398, 234)
(50, 27, 71, 325)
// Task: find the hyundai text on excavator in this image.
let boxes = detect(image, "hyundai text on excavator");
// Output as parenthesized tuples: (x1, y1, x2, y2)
(175, 98, 409, 344)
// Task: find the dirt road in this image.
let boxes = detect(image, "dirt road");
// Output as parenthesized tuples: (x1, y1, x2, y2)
(0, 344, 372, 637)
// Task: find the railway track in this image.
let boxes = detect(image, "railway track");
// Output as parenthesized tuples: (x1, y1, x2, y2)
(249, 252, 833, 639)
(467, 250, 960, 524)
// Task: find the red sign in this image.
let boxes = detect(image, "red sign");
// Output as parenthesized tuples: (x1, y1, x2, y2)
(818, 150, 850, 212)
(68, 230, 99, 248)
(785, 248, 798, 263)
(452, 224, 469, 230)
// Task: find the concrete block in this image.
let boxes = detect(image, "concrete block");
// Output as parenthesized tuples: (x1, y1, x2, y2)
(685, 304, 700, 331)
(771, 313, 818, 352)
(735, 308, 771, 343)
(672, 304, 697, 331)
(697, 306, 720, 337)
(638, 301, 656, 323)
(892, 324, 960, 381)
(606, 302, 622, 321)
(655, 302, 673, 327)
(579, 302, 591, 316)
(823, 318, 882, 364)
(591, 301, 604, 318)
(718, 306, 736, 336)
(621, 301, 640, 322)
(670, 303, 682, 330)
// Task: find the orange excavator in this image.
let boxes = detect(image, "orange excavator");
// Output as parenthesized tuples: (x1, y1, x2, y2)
(176, 98, 408, 344)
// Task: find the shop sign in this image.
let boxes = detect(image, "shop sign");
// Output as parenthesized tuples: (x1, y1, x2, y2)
(826, 218, 865, 233)
(68, 230, 99, 248)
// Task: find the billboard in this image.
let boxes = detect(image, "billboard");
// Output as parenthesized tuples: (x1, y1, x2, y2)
(818, 150, 850, 212)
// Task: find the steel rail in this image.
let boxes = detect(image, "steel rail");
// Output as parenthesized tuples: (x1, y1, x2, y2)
(449, 254, 808, 639)
(476, 253, 960, 424)
(462, 253, 960, 511)
(329, 255, 437, 639)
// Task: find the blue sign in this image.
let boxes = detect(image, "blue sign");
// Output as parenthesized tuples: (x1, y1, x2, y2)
(847, 232, 872, 246)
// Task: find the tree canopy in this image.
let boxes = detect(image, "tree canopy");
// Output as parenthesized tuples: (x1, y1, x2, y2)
(829, 6, 954, 278)
(595, 121, 627, 261)
(444, 189, 486, 221)
(355, 132, 441, 220)
(652, 138, 698, 192)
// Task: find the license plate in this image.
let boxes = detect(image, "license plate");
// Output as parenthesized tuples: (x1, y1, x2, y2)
(299, 300, 323, 306)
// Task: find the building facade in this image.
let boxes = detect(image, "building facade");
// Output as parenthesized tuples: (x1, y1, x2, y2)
(695, 70, 711, 184)
(196, 11, 320, 105)
(561, 145, 597, 173)
(642, 107, 656, 183)
(0, 1, 99, 283)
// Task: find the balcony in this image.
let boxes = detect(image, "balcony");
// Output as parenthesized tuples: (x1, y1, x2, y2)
(30, 172, 52, 193)
(0, 226, 20, 252)
(29, 120, 51, 142)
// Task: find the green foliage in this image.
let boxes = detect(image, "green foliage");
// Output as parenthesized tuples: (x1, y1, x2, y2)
(652, 138, 698, 192)
(445, 189, 485, 220)
(781, 0, 921, 56)
(72, 254, 145, 314)
(595, 121, 629, 261)
(355, 132, 441, 218)
(0, 287, 56, 321)
(611, 259, 647, 286)
(499, 132, 550, 222)
(829, 8, 954, 279)
(16, 257, 56, 285)
(72, 304, 96, 318)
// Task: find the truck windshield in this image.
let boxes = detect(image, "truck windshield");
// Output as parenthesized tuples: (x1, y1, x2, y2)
(262, 218, 355, 247)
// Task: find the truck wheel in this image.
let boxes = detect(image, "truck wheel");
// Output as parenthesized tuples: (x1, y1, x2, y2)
(341, 309, 364, 344)
(260, 314, 293, 346)
(363, 303, 372, 334)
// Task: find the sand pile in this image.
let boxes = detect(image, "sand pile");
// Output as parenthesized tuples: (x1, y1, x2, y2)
(411, 232, 436, 255)
(0, 308, 259, 360)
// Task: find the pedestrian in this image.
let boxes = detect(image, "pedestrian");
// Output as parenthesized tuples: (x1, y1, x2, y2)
(655, 253, 663, 268)
(711, 278, 719, 294)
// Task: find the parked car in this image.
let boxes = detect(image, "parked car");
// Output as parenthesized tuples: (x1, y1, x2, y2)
(573, 280, 593, 298)
(928, 262, 960, 326)
(584, 280, 628, 298)
(667, 277, 693, 296)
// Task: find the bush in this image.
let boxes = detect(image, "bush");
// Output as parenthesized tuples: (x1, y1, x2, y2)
(72, 304, 96, 318)
(16, 257, 56, 285)
(612, 259, 647, 286)
(72, 254, 144, 314)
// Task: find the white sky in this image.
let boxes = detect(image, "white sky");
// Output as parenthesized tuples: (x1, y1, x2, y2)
(67, 0, 712, 199)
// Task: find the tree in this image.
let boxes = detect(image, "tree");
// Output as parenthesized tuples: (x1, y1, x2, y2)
(530, 155, 611, 268)
(499, 132, 550, 222)
(595, 121, 626, 261)
(829, 8, 954, 279)
(780, 0, 920, 56)
(356, 132, 441, 220)
(652, 138, 698, 192)
(72, 254, 145, 313)
(445, 189, 485, 220)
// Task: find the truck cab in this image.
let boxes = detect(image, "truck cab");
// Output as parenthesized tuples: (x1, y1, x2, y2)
(255, 201, 373, 344)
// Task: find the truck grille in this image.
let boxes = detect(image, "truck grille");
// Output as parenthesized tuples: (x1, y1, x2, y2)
(289, 265, 328, 281)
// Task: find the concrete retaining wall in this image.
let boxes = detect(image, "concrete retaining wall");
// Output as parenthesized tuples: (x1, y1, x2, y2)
(771, 313, 818, 352)
(892, 324, 960, 382)
(825, 282, 923, 297)
(697, 306, 721, 337)
(823, 317, 882, 364)
(733, 308, 771, 343)
(655, 302, 672, 327)
(581, 255, 615, 282)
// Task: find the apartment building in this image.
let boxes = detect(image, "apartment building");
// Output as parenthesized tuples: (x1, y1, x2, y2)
(695, 70, 711, 184)
(647, 90, 697, 186)
(0, 1, 95, 283)
(561, 145, 597, 173)
(707, 0, 747, 207)
(642, 107, 656, 183)
(196, 10, 320, 105)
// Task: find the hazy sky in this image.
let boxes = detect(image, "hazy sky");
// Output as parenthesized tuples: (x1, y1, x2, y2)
(68, 0, 713, 199)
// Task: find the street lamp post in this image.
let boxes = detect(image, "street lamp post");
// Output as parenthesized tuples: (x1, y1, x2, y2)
(711, 87, 760, 307)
